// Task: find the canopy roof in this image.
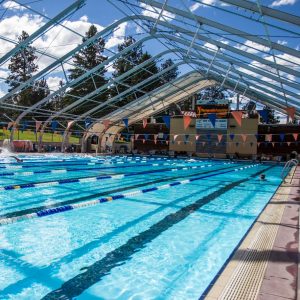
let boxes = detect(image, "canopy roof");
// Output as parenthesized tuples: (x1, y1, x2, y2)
(0, 0, 299, 140)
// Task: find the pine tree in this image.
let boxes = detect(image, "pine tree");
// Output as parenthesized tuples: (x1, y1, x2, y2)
(110, 36, 160, 108)
(5, 31, 50, 118)
(64, 25, 107, 116)
(160, 58, 179, 84)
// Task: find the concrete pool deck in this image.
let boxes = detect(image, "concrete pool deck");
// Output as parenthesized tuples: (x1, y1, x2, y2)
(204, 166, 300, 300)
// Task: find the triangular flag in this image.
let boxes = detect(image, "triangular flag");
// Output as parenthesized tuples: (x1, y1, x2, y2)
(207, 113, 216, 127)
(272, 142, 275, 147)
(285, 106, 295, 120)
(154, 134, 158, 141)
(143, 118, 147, 128)
(67, 120, 74, 130)
(202, 141, 206, 146)
(174, 134, 178, 141)
(166, 140, 169, 145)
(183, 115, 191, 130)
(123, 118, 129, 128)
(255, 133, 259, 140)
(231, 111, 243, 127)
(292, 133, 298, 141)
(279, 133, 285, 142)
(195, 135, 200, 140)
(177, 141, 181, 145)
(265, 134, 272, 142)
(51, 120, 58, 132)
(257, 142, 261, 147)
(184, 134, 189, 142)
(142, 139, 145, 144)
(162, 116, 170, 129)
(135, 134, 139, 140)
(258, 110, 268, 123)
(102, 119, 110, 129)
(154, 140, 157, 144)
(241, 134, 247, 143)
(229, 133, 235, 141)
(287, 142, 291, 146)
(21, 121, 28, 133)
(35, 121, 42, 132)
(217, 134, 223, 143)
(144, 134, 149, 140)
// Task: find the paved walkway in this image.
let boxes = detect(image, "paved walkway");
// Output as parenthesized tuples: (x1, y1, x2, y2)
(205, 166, 300, 300)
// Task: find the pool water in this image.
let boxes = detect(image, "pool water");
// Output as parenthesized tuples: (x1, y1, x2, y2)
(0, 155, 283, 300)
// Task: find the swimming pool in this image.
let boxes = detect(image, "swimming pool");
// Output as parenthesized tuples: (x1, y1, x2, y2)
(0, 155, 283, 299)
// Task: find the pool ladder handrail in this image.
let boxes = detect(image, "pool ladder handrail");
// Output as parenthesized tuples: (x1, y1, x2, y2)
(281, 158, 298, 182)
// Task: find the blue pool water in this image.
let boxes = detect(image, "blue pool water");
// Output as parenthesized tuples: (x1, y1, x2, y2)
(0, 155, 283, 299)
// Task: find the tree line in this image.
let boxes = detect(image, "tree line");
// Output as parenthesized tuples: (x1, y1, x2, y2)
(3, 25, 179, 121)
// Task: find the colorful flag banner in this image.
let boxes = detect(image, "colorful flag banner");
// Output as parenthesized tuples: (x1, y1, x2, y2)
(143, 118, 147, 128)
(35, 121, 42, 132)
(183, 115, 191, 130)
(231, 111, 243, 127)
(67, 121, 74, 130)
(51, 120, 58, 132)
(144, 134, 149, 140)
(123, 118, 129, 128)
(195, 135, 200, 141)
(272, 142, 275, 147)
(162, 116, 170, 129)
(285, 106, 295, 120)
(279, 133, 285, 142)
(135, 134, 139, 140)
(292, 133, 298, 141)
(84, 118, 92, 128)
(173, 134, 178, 141)
(265, 134, 272, 142)
(229, 133, 235, 141)
(217, 134, 223, 143)
(154, 134, 158, 142)
(207, 113, 216, 127)
(258, 110, 268, 123)
(241, 134, 247, 143)
(202, 141, 206, 147)
(287, 142, 291, 146)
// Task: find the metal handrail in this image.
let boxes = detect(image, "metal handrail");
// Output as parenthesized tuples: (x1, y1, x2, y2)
(281, 159, 299, 180)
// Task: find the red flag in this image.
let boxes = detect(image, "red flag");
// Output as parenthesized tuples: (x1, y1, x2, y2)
(217, 134, 223, 143)
(142, 118, 147, 128)
(231, 111, 243, 127)
(35, 121, 42, 132)
(183, 115, 191, 130)
(285, 107, 295, 120)
(241, 134, 247, 143)
(265, 134, 272, 142)
(102, 119, 110, 129)
(292, 133, 298, 141)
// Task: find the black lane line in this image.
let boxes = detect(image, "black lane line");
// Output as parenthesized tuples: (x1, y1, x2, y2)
(0, 165, 238, 220)
(42, 166, 273, 300)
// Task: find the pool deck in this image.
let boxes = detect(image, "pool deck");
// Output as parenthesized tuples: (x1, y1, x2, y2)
(204, 166, 300, 300)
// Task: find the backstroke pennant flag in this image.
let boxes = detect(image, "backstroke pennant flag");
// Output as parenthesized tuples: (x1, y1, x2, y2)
(35, 121, 42, 132)
(279, 133, 285, 142)
(143, 118, 147, 128)
(183, 115, 191, 130)
(173, 134, 178, 141)
(229, 133, 235, 141)
(217, 134, 223, 143)
(123, 118, 129, 128)
(51, 120, 58, 132)
(207, 113, 216, 127)
(195, 134, 200, 141)
(162, 116, 170, 129)
(241, 134, 247, 143)
(67, 120, 74, 130)
(257, 109, 268, 123)
(285, 106, 295, 121)
(231, 111, 243, 127)
(292, 133, 298, 141)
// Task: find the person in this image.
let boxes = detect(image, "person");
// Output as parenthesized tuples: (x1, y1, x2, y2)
(10, 156, 23, 163)
(260, 174, 266, 181)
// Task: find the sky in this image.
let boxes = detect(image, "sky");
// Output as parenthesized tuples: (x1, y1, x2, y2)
(0, 0, 299, 119)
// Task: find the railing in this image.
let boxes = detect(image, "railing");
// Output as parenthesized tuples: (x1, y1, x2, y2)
(281, 159, 298, 183)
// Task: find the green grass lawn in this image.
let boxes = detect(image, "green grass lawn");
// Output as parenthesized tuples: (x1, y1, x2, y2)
(0, 129, 80, 143)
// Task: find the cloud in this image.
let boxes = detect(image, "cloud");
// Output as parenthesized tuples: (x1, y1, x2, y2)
(106, 22, 127, 49)
(140, 3, 175, 21)
(3, 1, 26, 11)
(271, 0, 296, 7)
(47, 76, 64, 91)
(236, 40, 270, 54)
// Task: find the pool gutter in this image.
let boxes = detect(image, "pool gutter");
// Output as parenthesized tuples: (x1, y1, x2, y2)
(203, 166, 299, 300)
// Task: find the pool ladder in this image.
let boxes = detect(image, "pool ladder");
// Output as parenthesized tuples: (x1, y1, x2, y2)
(281, 158, 298, 183)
